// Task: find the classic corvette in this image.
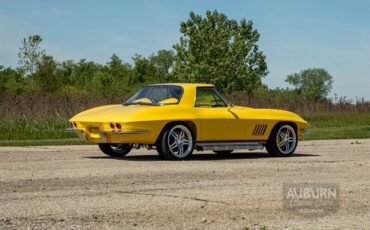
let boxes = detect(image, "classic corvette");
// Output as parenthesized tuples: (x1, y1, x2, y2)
(68, 83, 308, 160)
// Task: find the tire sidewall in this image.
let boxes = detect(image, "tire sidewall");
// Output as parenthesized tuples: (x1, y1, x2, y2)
(160, 123, 194, 160)
(267, 124, 297, 157)
(98, 143, 132, 157)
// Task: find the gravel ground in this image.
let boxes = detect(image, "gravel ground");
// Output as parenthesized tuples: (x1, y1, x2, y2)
(0, 139, 369, 229)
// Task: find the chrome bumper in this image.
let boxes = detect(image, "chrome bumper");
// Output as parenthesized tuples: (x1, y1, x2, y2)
(302, 126, 310, 134)
(66, 128, 148, 142)
(66, 128, 87, 140)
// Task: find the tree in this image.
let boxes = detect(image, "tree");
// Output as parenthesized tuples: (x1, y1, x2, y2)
(149, 49, 175, 82)
(108, 54, 128, 78)
(107, 54, 132, 87)
(0, 66, 25, 94)
(89, 70, 118, 95)
(18, 35, 45, 76)
(173, 10, 268, 95)
(71, 59, 102, 91)
(285, 68, 333, 101)
(33, 55, 62, 93)
(132, 54, 157, 85)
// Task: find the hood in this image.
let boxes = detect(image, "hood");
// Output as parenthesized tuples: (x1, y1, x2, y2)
(252, 108, 307, 124)
(232, 106, 307, 124)
(70, 104, 155, 122)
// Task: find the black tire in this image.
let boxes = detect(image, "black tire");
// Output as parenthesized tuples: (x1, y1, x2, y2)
(156, 123, 194, 160)
(266, 124, 297, 157)
(98, 143, 132, 157)
(213, 150, 233, 155)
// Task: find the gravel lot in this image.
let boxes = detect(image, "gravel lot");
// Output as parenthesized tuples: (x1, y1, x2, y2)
(0, 139, 369, 229)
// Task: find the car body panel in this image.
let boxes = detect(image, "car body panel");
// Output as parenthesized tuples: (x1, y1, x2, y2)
(69, 83, 308, 144)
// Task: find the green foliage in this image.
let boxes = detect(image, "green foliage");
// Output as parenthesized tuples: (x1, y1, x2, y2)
(0, 13, 335, 102)
(0, 119, 75, 140)
(108, 54, 132, 83)
(149, 49, 175, 82)
(90, 70, 119, 94)
(72, 59, 102, 91)
(17, 34, 45, 76)
(33, 55, 62, 93)
(0, 66, 25, 94)
(286, 68, 333, 102)
(303, 113, 370, 140)
(302, 112, 370, 128)
(85, 54, 133, 95)
(0, 138, 88, 147)
(173, 10, 268, 95)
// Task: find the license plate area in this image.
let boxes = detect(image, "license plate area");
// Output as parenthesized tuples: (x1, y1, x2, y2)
(89, 127, 100, 138)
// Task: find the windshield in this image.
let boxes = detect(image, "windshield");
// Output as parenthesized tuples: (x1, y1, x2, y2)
(124, 85, 183, 106)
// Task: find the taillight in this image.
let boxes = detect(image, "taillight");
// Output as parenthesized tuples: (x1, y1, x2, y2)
(110, 122, 115, 129)
(116, 123, 122, 129)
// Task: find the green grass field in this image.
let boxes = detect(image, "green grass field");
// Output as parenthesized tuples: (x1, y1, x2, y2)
(0, 113, 369, 146)
(302, 113, 370, 140)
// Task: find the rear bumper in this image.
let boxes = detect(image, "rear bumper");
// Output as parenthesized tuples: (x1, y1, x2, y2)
(66, 128, 87, 140)
(66, 128, 150, 143)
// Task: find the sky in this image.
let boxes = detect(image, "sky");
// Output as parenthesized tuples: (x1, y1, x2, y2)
(1, 0, 370, 99)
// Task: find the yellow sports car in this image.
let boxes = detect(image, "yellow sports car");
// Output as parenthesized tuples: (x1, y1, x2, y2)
(68, 83, 308, 160)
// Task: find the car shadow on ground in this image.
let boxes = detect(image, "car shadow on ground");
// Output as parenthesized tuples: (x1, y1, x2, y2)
(84, 152, 320, 161)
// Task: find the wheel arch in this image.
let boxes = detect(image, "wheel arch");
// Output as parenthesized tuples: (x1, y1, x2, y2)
(269, 121, 298, 139)
(155, 120, 197, 144)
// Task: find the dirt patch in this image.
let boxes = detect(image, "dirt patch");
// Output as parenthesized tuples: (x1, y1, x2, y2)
(1, 139, 369, 229)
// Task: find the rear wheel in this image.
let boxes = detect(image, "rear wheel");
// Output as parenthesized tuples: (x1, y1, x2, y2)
(98, 143, 132, 157)
(156, 124, 194, 160)
(266, 124, 297, 157)
(213, 150, 233, 155)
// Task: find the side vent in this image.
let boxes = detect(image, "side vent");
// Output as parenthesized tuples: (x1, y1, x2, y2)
(252, 124, 268, 136)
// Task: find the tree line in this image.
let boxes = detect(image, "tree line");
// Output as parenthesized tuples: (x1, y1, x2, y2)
(0, 10, 333, 102)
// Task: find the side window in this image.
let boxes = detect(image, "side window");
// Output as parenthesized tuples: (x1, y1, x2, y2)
(195, 87, 227, 107)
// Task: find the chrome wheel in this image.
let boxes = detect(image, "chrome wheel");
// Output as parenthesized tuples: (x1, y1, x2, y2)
(276, 125, 297, 154)
(167, 125, 193, 158)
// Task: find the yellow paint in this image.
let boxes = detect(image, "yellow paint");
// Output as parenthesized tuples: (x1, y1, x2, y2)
(133, 98, 151, 103)
(69, 83, 308, 144)
(159, 97, 178, 104)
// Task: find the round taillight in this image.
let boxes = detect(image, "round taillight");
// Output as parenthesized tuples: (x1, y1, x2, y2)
(116, 123, 122, 129)
(110, 123, 115, 129)
(73, 122, 77, 128)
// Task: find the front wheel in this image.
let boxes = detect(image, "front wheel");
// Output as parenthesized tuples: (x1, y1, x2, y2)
(98, 143, 132, 157)
(156, 124, 194, 160)
(266, 124, 297, 157)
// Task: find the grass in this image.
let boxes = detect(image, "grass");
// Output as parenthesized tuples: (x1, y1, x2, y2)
(0, 119, 75, 140)
(303, 113, 370, 140)
(0, 113, 369, 146)
(0, 138, 89, 147)
(304, 125, 370, 140)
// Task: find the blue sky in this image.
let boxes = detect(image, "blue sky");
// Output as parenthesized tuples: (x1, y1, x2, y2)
(1, 0, 370, 99)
